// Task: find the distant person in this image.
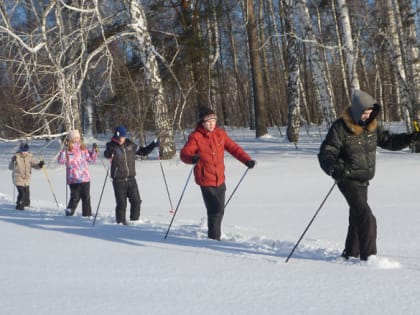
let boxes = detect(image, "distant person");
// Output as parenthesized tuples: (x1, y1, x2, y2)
(58, 130, 98, 217)
(180, 107, 256, 241)
(9, 143, 44, 210)
(104, 125, 159, 225)
(318, 89, 419, 261)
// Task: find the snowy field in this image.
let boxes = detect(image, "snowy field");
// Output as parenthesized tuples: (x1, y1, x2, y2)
(1, 124, 420, 315)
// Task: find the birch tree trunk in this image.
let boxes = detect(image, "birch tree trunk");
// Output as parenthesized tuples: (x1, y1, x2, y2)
(283, 0, 301, 144)
(332, 0, 350, 105)
(246, 0, 268, 137)
(296, 0, 336, 125)
(386, 0, 410, 128)
(337, 0, 359, 92)
(399, 0, 420, 125)
(127, 0, 175, 158)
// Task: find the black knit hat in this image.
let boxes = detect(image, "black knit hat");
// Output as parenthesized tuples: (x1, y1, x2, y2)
(198, 107, 217, 121)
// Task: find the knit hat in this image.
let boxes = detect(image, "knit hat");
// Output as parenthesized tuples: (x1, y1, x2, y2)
(198, 107, 217, 122)
(113, 125, 127, 138)
(18, 143, 29, 152)
(351, 89, 381, 124)
(68, 129, 81, 140)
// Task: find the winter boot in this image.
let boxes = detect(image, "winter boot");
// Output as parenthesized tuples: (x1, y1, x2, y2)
(65, 208, 75, 216)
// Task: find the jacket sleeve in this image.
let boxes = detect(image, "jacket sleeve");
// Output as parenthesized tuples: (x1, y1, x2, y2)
(30, 155, 42, 169)
(136, 141, 155, 157)
(87, 149, 98, 163)
(104, 141, 116, 159)
(318, 122, 345, 176)
(8, 156, 16, 170)
(180, 134, 199, 164)
(57, 150, 66, 165)
(377, 127, 411, 151)
(224, 133, 251, 165)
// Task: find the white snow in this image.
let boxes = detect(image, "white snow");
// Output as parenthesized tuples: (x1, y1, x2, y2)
(1, 125, 420, 315)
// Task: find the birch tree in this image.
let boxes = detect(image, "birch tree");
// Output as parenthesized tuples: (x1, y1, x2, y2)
(126, 0, 176, 158)
(399, 1, 420, 126)
(296, 0, 336, 125)
(337, 0, 360, 92)
(385, 0, 411, 128)
(282, 0, 301, 144)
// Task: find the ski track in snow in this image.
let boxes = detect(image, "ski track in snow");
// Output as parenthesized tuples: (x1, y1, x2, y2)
(0, 193, 405, 270)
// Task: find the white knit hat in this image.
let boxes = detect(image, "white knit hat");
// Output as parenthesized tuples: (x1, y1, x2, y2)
(68, 129, 81, 140)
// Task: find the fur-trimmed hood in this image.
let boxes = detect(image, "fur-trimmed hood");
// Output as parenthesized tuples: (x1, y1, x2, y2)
(350, 89, 381, 122)
(342, 107, 378, 135)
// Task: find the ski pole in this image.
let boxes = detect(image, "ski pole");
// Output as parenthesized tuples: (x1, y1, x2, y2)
(285, 182, 337, 263)
(157, 148, 175, 213)
(41, 161, 60, 208)
(164, 166, 194, 239)
(12, 158, 16, 203)
(92, 164, 110, 227)
(224, 167, 250, 209)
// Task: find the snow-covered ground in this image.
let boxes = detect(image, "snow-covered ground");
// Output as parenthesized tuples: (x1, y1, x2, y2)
(1, 125, 420, 315)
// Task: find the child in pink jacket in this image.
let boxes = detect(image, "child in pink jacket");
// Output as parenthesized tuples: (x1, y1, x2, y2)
(58, 130, 98, 217)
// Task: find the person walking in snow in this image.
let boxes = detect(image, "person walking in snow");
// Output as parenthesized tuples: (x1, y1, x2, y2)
(180, 107, 256, 241)
(104, 125, 159, 225)
(58, 130, 98, 217)
(318, 89, 420, 261)
(9, 143, 44, 210)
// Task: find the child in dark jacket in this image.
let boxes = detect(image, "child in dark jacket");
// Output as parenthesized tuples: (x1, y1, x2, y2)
(9, 143, 44, 210)
(104, 125, 158, 224)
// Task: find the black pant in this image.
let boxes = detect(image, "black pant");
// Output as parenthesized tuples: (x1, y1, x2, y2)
(67, 182, 92, 216)
(338, 180, 377, 260)
(200, 183, 226, 240)
(16, 185, 30, 209)
(112, 177, 142, 224)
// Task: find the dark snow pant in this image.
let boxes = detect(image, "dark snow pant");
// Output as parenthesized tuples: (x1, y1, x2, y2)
(67, 182, 92, 217)
(338, 180, 377, 260)
(16, 185, 30, 210)
(112, 177, 142, 224)
(200, 183, 226, 240)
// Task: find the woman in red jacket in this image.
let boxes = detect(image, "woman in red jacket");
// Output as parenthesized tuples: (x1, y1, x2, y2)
(180, 108, 256, 240)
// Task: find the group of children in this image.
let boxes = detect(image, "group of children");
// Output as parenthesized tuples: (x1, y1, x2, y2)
(8, 116, 251, 243)
(9, 126, 159, 225)
(9, 130, 98, 214)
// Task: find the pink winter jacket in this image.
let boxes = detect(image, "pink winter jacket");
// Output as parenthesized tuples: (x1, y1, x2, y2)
(57, 143, 98, 184)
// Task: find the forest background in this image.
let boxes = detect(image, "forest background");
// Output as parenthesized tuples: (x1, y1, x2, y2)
(1, 0, 420, 158)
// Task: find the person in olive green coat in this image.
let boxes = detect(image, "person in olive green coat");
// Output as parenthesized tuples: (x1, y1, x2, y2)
(9, 143, 44, 210)
(318, 89, 420, 261)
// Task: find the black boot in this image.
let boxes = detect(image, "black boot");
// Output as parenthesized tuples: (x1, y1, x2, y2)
(65, 208, 75, 216)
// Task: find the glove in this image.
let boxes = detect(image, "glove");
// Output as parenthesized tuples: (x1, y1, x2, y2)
(245, 160, 256, 169)
(329, 166, 348, 182)
(92, 143, 99, 153)
(191, 155, 200, 164)
(38, 160, 45, 168)
(152, 138, 160, 148)
(12, 156, 16, 162)
(104, 142, 116, 158)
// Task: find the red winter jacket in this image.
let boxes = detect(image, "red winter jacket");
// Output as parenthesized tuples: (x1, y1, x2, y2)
(180, 124, 251, 187)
